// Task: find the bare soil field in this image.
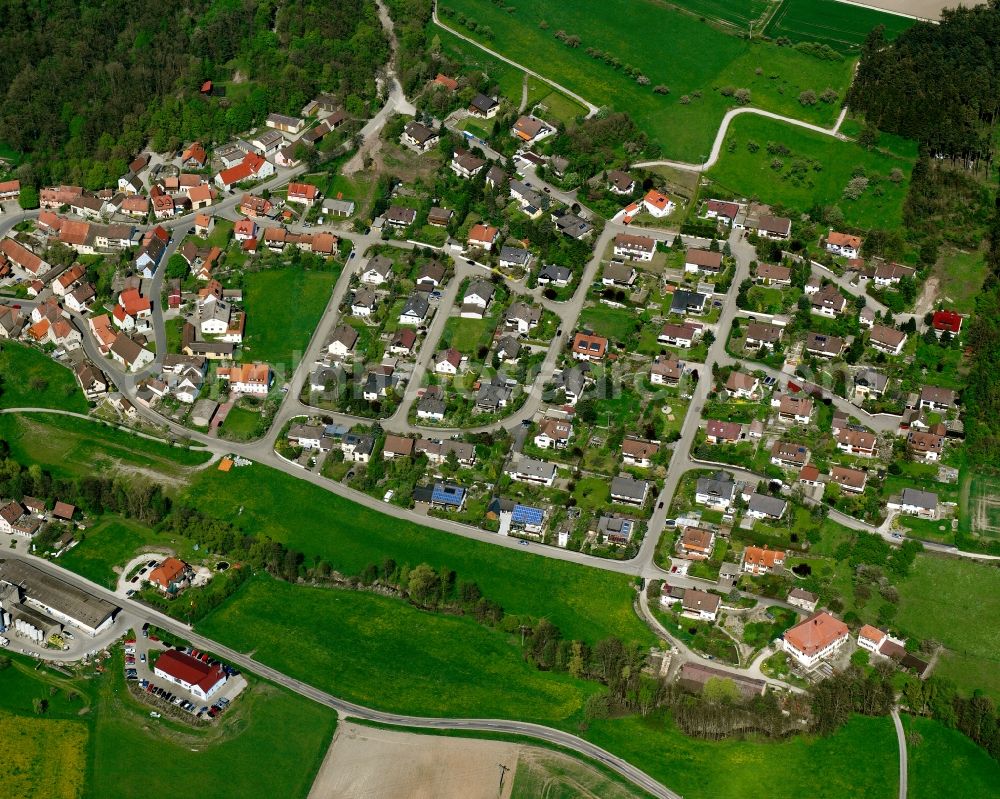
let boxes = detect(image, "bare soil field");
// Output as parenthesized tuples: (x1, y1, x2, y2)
(308, 721, 520, 799)
(833, 0, 957, 21)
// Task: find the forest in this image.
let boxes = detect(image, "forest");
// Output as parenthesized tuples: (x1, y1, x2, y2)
(0, 0, 387, 188)
(847, 4, 1000, 162)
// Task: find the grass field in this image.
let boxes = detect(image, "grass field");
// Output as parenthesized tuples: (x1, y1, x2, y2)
(579, 305, 639, 342)
(707, 114, 914, 228)
(585, 712, 898, 799)
(0, 650, 336, 799)
(764, 0, 915, 50)
(0, 713, 88, 799)
(903, 715, 1000, 799)
(896, 555, 1000, 698)
(198, 575, 597, 724)
(439, 0, 854, 161)
(220, 404, 262, 437)
(673, 0, 770, 29)
(441, 316, 495, 352)
(181, 463, 652, 645)
(0, 413, 211, 480)
(241, 266, 338, 368)
(935, 248, 990, 316)
(0, 342, 87, 413)
(436, 26, 526, 102)
(57, 517, 187, 589)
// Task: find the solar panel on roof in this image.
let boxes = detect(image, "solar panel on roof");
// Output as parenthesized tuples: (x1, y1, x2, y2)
(512, 504, 544, 525)
(432, 484, 465, 505)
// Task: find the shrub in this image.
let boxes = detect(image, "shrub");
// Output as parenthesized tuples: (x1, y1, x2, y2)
(798, 90, 818, 106)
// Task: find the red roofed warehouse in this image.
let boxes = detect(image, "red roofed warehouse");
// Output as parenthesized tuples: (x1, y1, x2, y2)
(153, 649, 228, 700)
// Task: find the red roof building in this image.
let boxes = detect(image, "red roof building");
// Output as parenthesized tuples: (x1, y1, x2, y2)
(153, 649, 228, 700)
(931, 310, 962, 335)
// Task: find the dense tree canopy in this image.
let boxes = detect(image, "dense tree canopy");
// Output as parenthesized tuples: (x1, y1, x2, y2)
(0, 0, 387, 186)
(847, 4, 1000, 161)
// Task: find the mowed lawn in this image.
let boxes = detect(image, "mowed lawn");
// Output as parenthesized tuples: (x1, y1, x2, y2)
(181, 464, 652, 645)
(902, 715, 1000, 799)
(764, 0, 915, 50)
(578, 305, 638, 343)
(0, 413, 211, 480)
(442, 316, 495, 352)
(707, 114, 914, 228)
(198, 576, 597, 724)
(0, 342, 88, 413)
(896, 555, 1000, 698)
(241, 266, 338, 369)
(440, 0, 854, 160)
(585, 712, 898, 799)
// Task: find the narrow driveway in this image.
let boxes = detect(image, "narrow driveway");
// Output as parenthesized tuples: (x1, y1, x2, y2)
(892, 707, 908, 799)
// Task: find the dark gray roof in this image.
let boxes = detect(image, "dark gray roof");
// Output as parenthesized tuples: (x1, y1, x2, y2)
(499, 246, 531, 265)
(748, 493, 787, 518)
(611, 475, 649, 501)
(696, 472, 736, 499)
(401, 292, 429, 318)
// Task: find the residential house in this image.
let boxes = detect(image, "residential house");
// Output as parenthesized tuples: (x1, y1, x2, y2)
(399, 293, 430, 326)
(669, 289, 707, 315)
(389, 328, 417, 356)
(485, 166, 506, 190)
(854, 369, 888, 401)
(550, 209, 593, 239)
(499, 246, 532, 270)
(462, 279, 495, 314)
(741, 546, 786, 575)
(747, 493, 788, 521)
(416, 261, 446, 290)
(401, 121, 440, 152)
(907, 430, 944, 462)
(181, 142, 207, 168)
(754, 263, 791, 286)
(384, 206, 417, 229)
(73, 361, 109, 400)
(504, 303, 541, 335)
(414, 438, 476, 466)
(468, 93, 499, 118)
(383, 435, 415, 460)
(695, 473, 736, 509)
(888, 487, 938, 519)
(360, 254, 394, 285)
(810, 284, 847, 317)
(240, 194, 272, 217)
(322, 198, 356, 218)
(703, 199, 741, 226)
(872, 261, 915, 286)
(416, 387, 446, 421)
(830, 465, 867, 494)
(744, 322, 783, 350)
(805, 332, 846, 359)
(571, 331, 608, 361)
(427, 207, 453, 227)
(214, 152, 275, 191)
(450, 149, 486, 179)
(537, 264, 572, 287)
(467, 223, 500, 251)
(511, 115, 553, 143)
(678, 526, 715, 560)
(534, 418, 573, 449)
(607, 170, 635, 195)
(341, 432, 376, 463)
(788, 588, 819, 613)
(362, 366, 395, 401)
(613, 233, 656, 262)
(918, 385, 957, 412)
(650, 355, 682, 386)
(65, 283, 95, 313)
(506, 458, 557, 487)
(770, 441, 810, 469)
(110, 334, 154, 371)
(776, 394, 813, 424)
(434, 348, 463, 375)
(684, 248, 724, 275)
(931, 310, 963, 337)
(657, 322, 700, 349)
(836, 427, 878, 457)
(351, 287, 377, 317)
(327, 325, 359, 359)
(726, 371, 759, 399)
(0, 179, 21, 200)
(825, 231, 862, 259)
(642, 189, 675, 218)
(705, 420, 742, 445)
(622, 438, 659, 468)
(233, 219, 257, 242)
(218, 362, 271, 396)
(594, 515, 636, 545)
(869, 324, 907, 356)
(611, 475, 650, 506)
(475, 377, 512, 412)
(602, 261, 637, 288)
(495, 336, 520, 363)
(682, 589, 721, 622)
(782, 612, 849, 669)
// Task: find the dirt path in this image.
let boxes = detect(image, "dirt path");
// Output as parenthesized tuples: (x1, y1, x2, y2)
(308, 721, 519, 799)
(913, 276, 939, 319)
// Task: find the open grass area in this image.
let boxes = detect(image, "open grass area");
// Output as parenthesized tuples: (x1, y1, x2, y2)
(934, 248, 989, 315)
(585, 712, 898, 799)
(707, 113, 913, 228)
(441, 316, 495, 353)
(0, 412, 210, 481)
(241, 266, 338, 368)
(198, 575, 597, 724)
(0, 342, 87, 413)
(57, 516, 188, 589)
(181, 463, 652, 645)
(438, 0, 854, 161)
(0, 648, 336, 799)
(896, 555, 1000, 698)
(220, 405, 262, 437)
(579, 305, 639, 343)
(902, 714, 1000, 799)
(436, 26, 526, 102)
(763, 0, 915, 50)
(672, 0, 770, 29)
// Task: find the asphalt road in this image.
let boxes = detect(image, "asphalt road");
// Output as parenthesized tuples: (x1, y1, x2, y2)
(892, 707, 908, 799)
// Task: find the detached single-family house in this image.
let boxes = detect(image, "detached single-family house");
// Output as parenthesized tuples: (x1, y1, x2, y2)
(754, 263, 791, 286)
(684, 248, 724, 275)
(705, 420, 742, 445)
(467, 223, 500, 251)
(682, 589, 721, 622)
(351, 288, 377, 317)
(695, 472, 735, 509)
(745, 322, 783, 350)
(504, 303, 541, 335)
(610, 475, 650, 506)
(775, 394, 813, 424)
(869, 324, 907, 356)
(658, 322, 700, 349)
(571, 331, 608, 361)
(327, 325, 359, 358)
(747, 493, 787, 521)
(399, 293, 430, 326)
(602, 261, 636, 288)
(607, 170, 635, 195)
(836, 427, 878, 458)
(534, 418, 573, 449)
(613, 233, 656, 262)
(537, 264, 571, 287)
(907, 430, 944, 462)
(468, 93, 499, 118)
(499, 246, 532, 270)
(741, 546, 786, 575)
(434, 348, 463, 375)
(830, 465, 868, 494)
(918, 385, 957, 412)
(451, 149, 486, 179)
(726, 371, 759, 399)
(642, 189, 675, 218)
(678, 526, 715, 560)
(888, 487, 938, 519)
(825, 231, 862, 259)
(771, 441, 810, 469)
(650, 355, 682, 385)
(402, 121, 440, 152)
(360, 255, 394, 286)
(622, 438, 659, 468)
(384, 206, 417, 229)
(810, 284, 847, 317)
(788, 588, 819, 613)
(506, 458, 557, 487)
(703, 199, 740, 226)
(511, 115, 553, 143)
(805, 332, 846, 359)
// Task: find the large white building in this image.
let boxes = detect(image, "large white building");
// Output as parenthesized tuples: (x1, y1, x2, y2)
(153, 649, 228, 700)
(781, 612, 849, 669)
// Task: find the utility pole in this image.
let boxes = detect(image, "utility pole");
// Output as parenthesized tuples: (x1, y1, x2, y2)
(497, 762, 510, 794)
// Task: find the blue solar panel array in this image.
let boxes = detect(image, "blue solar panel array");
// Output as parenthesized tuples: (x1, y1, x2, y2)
(432, 483, 465, 506)
(512, 504, 544, 526)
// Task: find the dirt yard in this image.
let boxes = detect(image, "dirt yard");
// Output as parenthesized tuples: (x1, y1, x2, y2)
(308, 721, 520, 799)
(833, 0, 958, 21)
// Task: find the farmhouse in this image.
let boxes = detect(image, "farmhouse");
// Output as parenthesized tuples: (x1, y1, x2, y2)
(782, 612, 849, 669)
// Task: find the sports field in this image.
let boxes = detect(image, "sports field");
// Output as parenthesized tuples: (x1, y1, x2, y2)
(763, 0, 914, 49)
(439, 0, 854, 161)
(706, 113, 913, 229)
